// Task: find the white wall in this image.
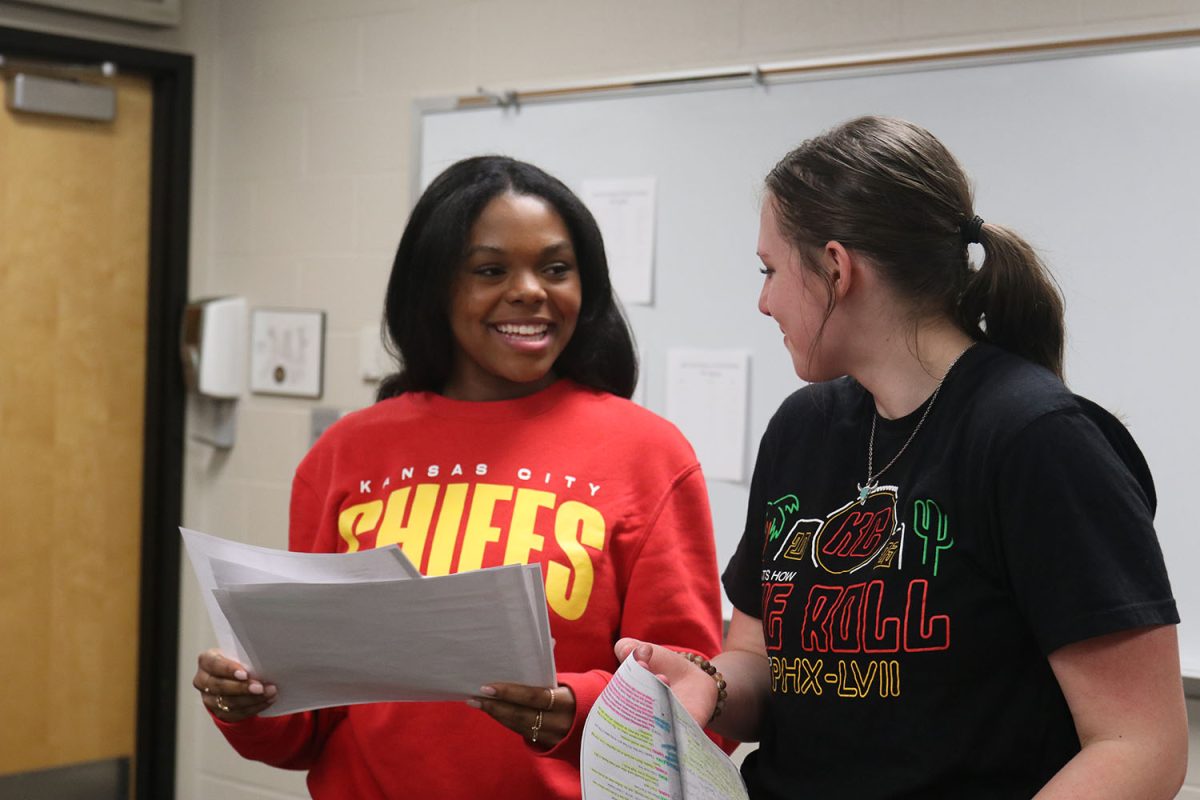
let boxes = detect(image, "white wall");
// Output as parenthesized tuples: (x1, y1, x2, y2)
(4, 1, 1200, 797)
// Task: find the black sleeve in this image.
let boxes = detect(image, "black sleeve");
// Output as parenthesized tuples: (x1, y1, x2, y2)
(996, 407, 1178, 655)
(722, 424, 779, 618)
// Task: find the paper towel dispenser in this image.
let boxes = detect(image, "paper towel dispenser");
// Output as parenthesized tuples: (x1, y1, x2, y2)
(180, 296, 246, 399)
(180, 297, 246, 449)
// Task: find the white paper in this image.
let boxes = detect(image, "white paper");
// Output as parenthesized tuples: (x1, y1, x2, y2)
(214, 563, 556, 716)
(581, 177, 656, 305)
(665, 349, 749, 482)
(181, 527, 555, 717)
(181, 527, 420, 665)
(581, 655, 748, 800)
(522, 562, 555, 660)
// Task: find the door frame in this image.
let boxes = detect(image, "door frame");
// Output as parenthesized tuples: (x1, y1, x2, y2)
(0, 25, 191, 800)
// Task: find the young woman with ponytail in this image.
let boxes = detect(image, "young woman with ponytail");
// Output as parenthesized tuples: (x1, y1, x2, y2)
(619, 116, 1185, 799)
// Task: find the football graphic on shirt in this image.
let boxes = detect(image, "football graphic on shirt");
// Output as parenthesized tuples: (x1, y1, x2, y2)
(811, 488, 900, 575)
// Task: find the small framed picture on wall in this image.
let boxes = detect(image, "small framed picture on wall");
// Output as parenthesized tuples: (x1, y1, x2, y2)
(249, 308, 325, 398)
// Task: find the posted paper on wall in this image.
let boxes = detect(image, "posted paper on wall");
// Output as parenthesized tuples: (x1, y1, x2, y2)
(581, 177, 656, 305)
(581, 655, 748, 800)
(665, 349, 749, 482)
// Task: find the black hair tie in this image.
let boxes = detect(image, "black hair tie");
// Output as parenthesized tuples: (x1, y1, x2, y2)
(960, 215, 985, 245)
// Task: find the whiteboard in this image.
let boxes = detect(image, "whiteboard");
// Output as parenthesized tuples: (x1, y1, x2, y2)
(417, 40, 1200, 674)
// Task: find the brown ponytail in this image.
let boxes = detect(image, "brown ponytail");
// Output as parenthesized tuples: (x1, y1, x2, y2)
(766, 115, 1066, 379)
(956, 222, 1065, 379)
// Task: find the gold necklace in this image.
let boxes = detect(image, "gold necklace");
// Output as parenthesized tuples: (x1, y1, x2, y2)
(855, 344, 974, 504)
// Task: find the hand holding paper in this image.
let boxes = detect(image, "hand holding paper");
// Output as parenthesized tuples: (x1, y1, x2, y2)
(581, 655, 748, 800)
(472, 681, 575, 749)
(194, 647, 276, 722)
(615, 637, 722, 728)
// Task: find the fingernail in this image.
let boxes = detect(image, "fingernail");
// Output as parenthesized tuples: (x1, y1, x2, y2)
(265, 686, 278, 698)
(234, 670, 248, 681)
(479, 686, 496, 696)
(248, 682, 264, 695)
(464, 699, 482, 709)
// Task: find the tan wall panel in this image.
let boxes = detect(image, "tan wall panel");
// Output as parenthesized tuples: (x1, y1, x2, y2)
(0, 73, 152, 778)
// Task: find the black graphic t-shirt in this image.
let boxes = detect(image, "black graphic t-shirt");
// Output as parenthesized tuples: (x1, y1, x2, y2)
(723, 344, 1177, 800)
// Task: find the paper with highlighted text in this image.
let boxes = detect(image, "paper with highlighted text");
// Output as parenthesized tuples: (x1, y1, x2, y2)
(581, 655, 748, 800)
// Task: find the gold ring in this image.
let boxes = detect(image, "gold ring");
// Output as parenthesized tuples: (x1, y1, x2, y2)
(545, 687, 555, 711)
(530, 710, 543, 743)
(216, 696, 230, 713)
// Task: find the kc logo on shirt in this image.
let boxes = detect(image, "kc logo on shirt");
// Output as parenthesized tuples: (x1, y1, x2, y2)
(767, 488, 903, 575)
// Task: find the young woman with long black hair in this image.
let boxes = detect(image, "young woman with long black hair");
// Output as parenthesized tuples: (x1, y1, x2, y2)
(193, 156, 726, 798)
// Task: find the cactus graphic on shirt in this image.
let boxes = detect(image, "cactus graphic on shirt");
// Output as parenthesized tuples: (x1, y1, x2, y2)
(912, 499, 953, 576)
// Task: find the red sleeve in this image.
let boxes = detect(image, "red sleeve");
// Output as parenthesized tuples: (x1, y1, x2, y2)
(213, 707, 347, 770)
(544, 464, 735, 760)
(289, 468, 329, 554)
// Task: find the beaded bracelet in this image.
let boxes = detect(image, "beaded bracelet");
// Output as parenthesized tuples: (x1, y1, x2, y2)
(682, 652, 728, 725)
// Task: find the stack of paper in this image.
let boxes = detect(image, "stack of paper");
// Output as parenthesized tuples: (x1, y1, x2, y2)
(181, 527, 556, 717)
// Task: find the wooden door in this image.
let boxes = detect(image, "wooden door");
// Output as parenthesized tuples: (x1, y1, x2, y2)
(0, 71, 152, 792)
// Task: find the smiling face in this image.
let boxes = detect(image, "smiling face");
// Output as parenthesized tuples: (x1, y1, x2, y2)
(443, 192, 583, 401)
(756, 195, 836, 382)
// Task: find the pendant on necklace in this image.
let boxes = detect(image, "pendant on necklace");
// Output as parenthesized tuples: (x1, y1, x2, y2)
(857, 481, 875, 503)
